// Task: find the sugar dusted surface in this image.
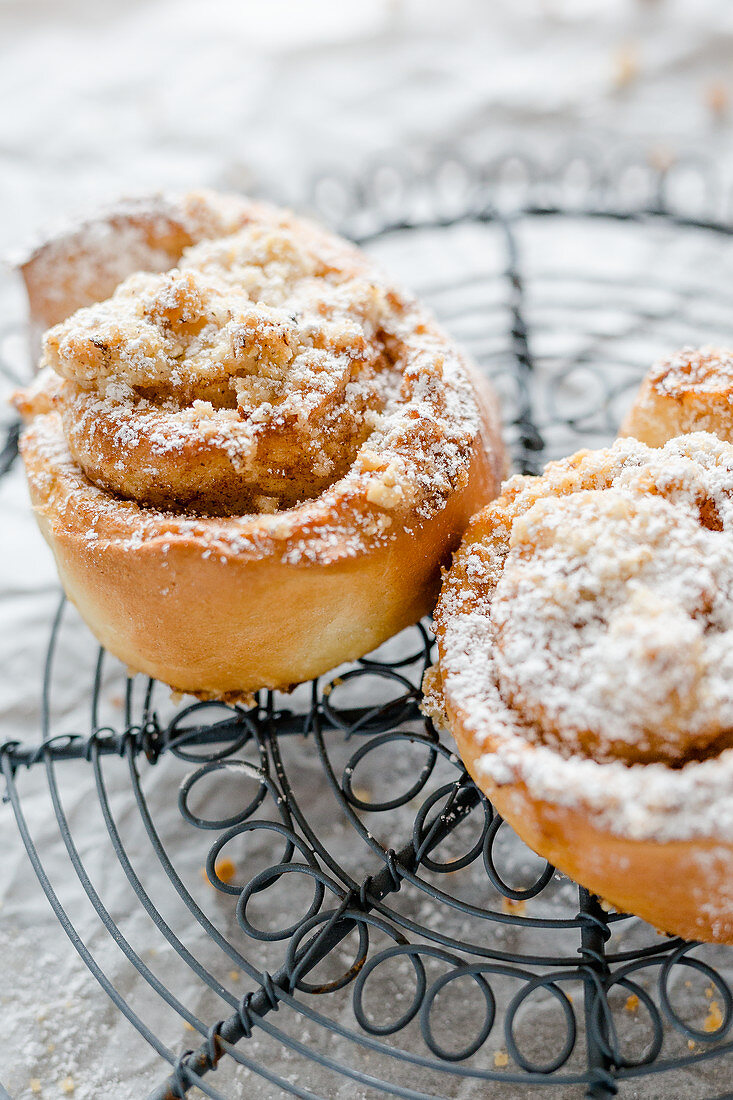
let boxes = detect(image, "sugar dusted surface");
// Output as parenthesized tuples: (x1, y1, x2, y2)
(494, 490, 733, 764)
(434, 433, 733, 842)
(649, 345, 733, 396)
(19, 193, 485, 563)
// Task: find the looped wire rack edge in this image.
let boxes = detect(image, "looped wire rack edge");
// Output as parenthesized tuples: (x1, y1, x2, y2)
(3, 148, 733, 1099)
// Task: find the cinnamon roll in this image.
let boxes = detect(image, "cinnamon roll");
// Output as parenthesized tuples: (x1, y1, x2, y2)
(621, 346, 733, 446)
(426, 433, 733, 942)
(14, 192, 505, 699)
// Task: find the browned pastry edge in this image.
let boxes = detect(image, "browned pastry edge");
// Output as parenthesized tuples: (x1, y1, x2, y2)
(22, 404, 502, 699)
(443, 683, 733, 943)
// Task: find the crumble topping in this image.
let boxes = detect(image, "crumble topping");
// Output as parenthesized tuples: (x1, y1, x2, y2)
(39, 219, 405, 512)
(432, 433, 733, 842)
(648, 346, 733, 396)
(17, 193, 492, 562)
(494, 489, 733, 765)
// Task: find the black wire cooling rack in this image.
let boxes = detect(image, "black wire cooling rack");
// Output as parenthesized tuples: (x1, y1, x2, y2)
(4, 150, 733, 1099)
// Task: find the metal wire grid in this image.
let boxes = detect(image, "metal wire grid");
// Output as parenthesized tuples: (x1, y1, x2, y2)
(3, 157, 733, 1098)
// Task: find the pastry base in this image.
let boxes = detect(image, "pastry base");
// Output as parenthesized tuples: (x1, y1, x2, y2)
(448, 694, 733, 944)
(22, 409, 503, 700)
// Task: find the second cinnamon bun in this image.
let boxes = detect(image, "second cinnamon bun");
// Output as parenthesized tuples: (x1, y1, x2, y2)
(426, 433, 733, 943)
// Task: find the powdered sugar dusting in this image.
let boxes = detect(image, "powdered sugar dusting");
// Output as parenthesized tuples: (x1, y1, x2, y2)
(649, 345, 733, 396)
(17, 192, 488, 566)
(433, 433, 733, 842)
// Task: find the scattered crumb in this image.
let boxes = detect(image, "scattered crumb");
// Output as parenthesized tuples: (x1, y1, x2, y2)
(493, 1049, 509, 1068)
(60, 1078, 75, 1095)
(688, 1038, 697, 1051)
(501, 898, 527, 916)
(366, 479, 403, 509)
(215, 857, 237, 884)
(704, 1000, 723, 1032)
(229, 969, 241, 982)
(705, 80, 729, 119)
(29, 1081, 41, 1095)
(705, 985, 714, 999)
(46, 1043, 55, 1054)
(201, 857, 237, 886)
(613, 41, 639, 89)
(352, 787, 372, 804)
(648, 145, 676, 173)
(323, 677, 343, 698)
(183, 1021, 196, 1033)
(625, 993, 639, 1013)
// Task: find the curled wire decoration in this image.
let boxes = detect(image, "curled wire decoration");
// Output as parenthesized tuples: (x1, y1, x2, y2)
(421, 965, 498, 1063)
(412, 780, 492, 874)
(282, 903, 394, 996)
(483, 814, 555, 901)
(165, 702, 260, 764)
(341, 729, 439, 813)
(236, 854, 327, 943)
(504, 973, 578, 1074)
(591, 974, 664, 1070)
(5, 154, 733, 1098)
(321, 667, 423, 737)
(179, 758, 274, 832)
(659, 947, 733, 1044)
(311, 716, 592, 944)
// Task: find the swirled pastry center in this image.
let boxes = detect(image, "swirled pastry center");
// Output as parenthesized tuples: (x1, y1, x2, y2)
(491, 489, 733, 765)
(40, 221, 406, 513)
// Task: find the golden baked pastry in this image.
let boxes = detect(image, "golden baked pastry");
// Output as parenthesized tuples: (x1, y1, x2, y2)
(621, 346, 733, 446)
(425, 432, 733, 943)
(19, 190, 258, 354)
(15, 191, 505, 700)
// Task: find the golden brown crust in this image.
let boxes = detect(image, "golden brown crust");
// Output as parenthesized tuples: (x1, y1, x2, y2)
(15, 192, 506, 698)
(450, 709, 733, 944)
(621, 346, 733, 446)
(21, 409, 500, 697)
(430, 432, 733, 943)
